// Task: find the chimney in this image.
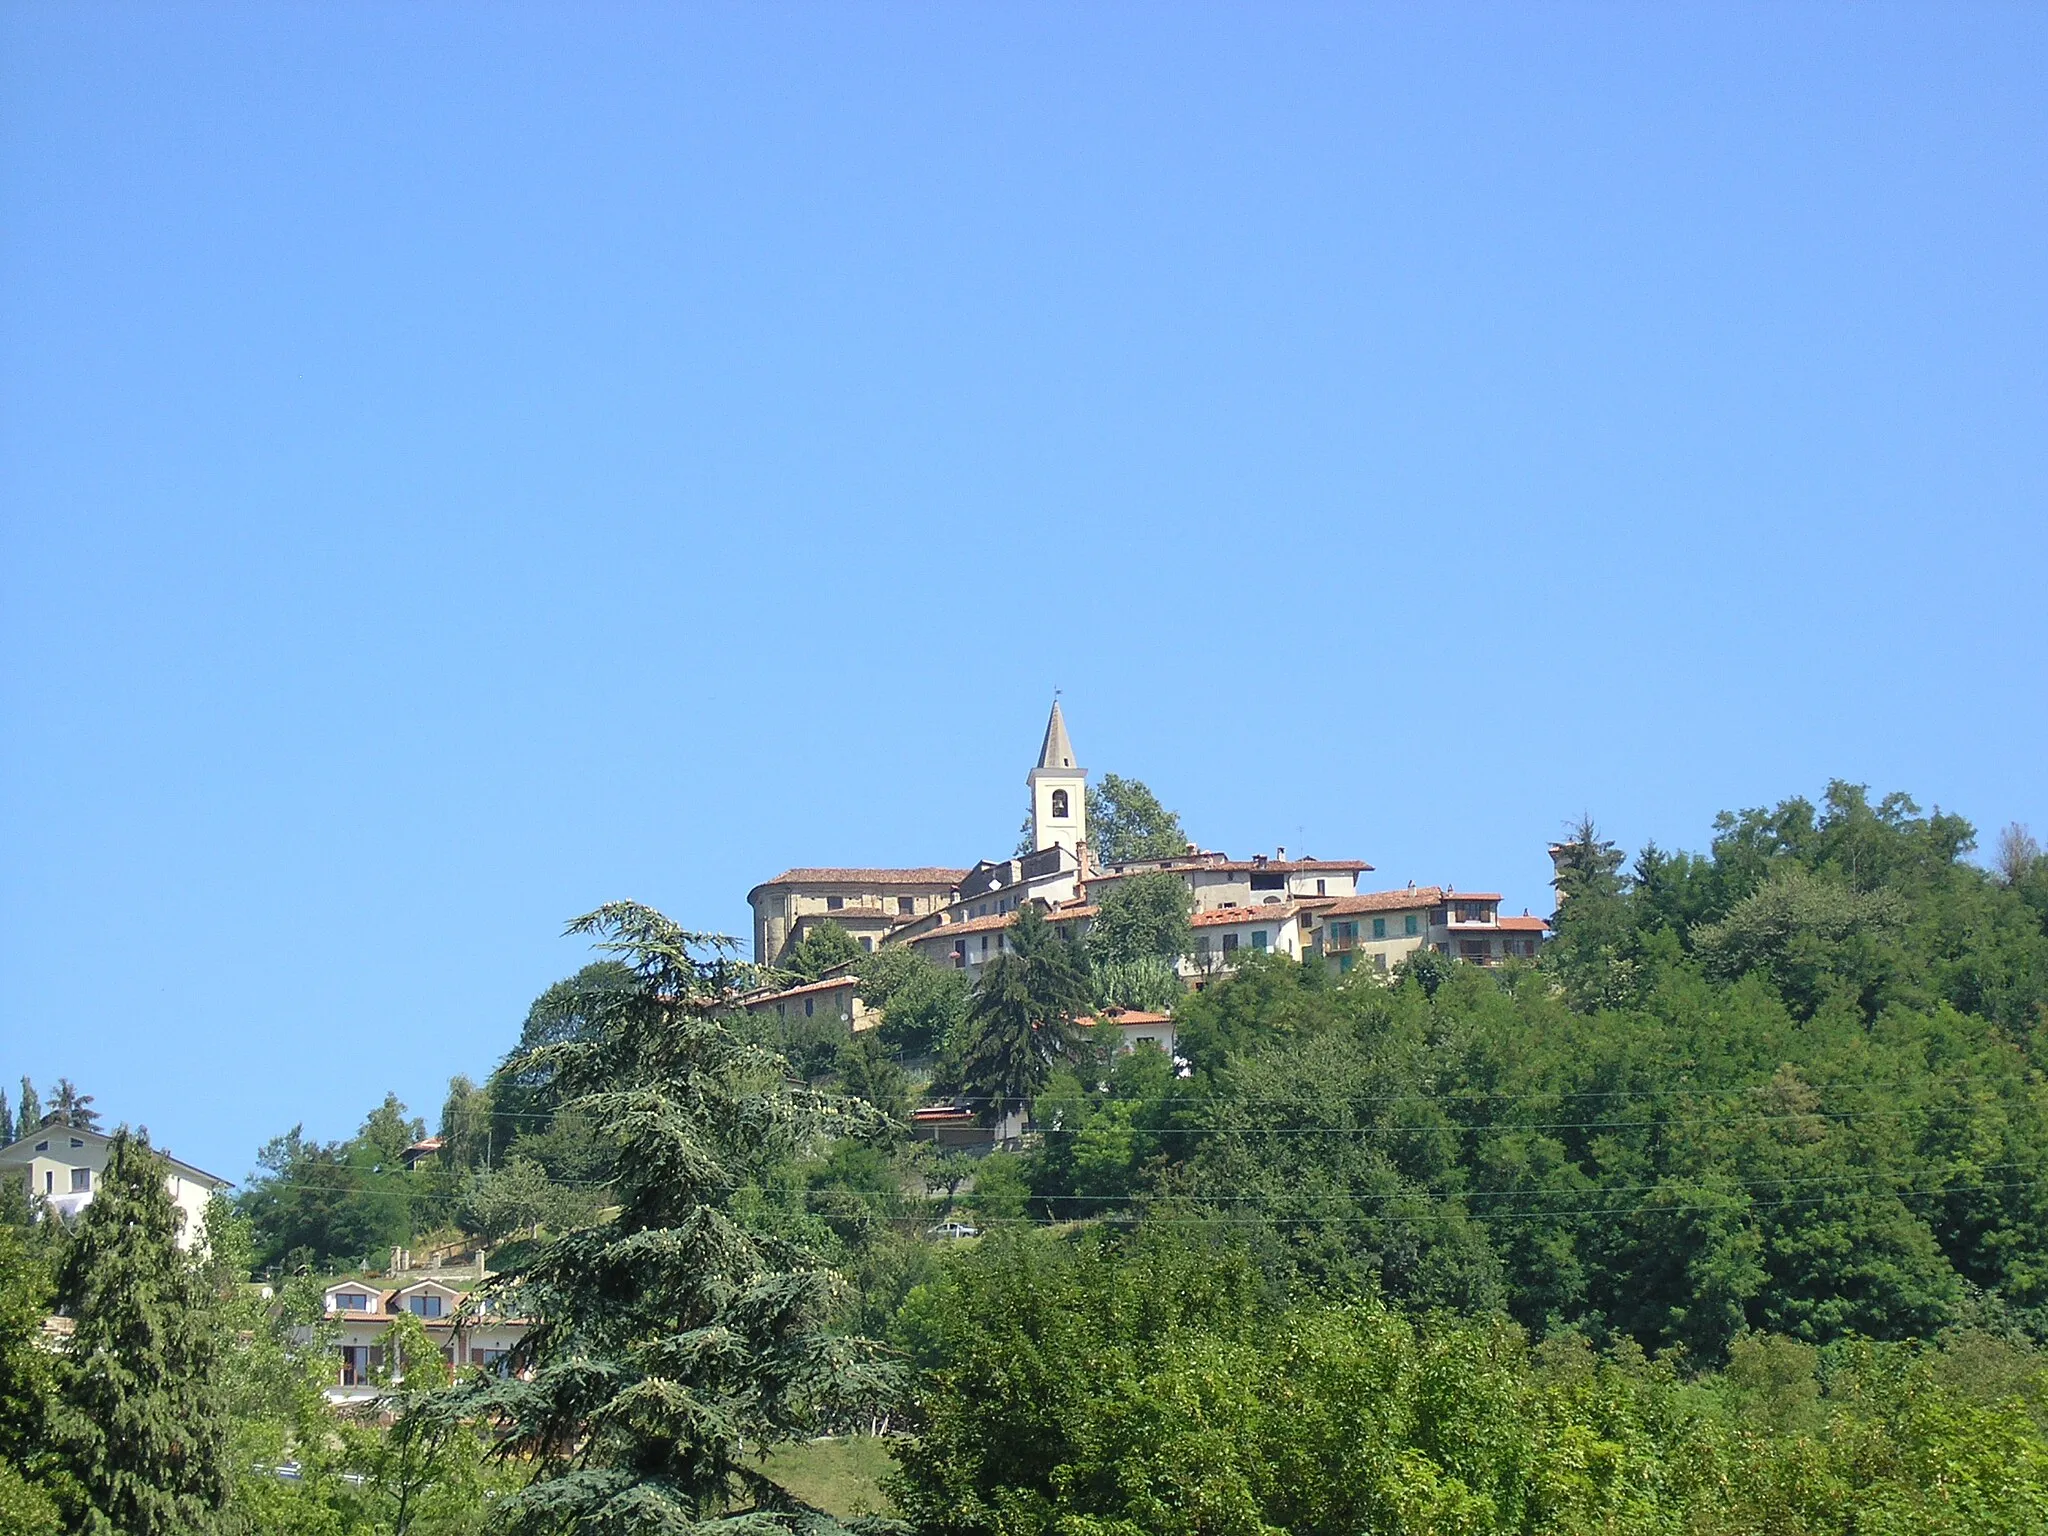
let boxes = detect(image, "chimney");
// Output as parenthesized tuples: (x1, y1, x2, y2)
(1275, 846, 1286, 862)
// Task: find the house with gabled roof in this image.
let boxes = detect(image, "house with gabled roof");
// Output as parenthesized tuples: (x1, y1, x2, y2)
(318, 1274, 530, 1404)
(0, 1123, 230, 1251)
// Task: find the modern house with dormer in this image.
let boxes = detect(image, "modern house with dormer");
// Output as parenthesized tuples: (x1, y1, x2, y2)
(318, 1275, 530, 1404)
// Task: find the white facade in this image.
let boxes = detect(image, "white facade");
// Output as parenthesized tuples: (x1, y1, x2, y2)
(0, 1125, 229, 1251)
(318, 1276, 530, 1405)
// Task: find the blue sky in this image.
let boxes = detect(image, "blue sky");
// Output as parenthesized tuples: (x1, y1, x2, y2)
(3, 5, 2043, 1185)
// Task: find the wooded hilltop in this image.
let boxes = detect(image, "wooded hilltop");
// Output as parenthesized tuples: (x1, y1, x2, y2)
(5, 778, 2048, 1534)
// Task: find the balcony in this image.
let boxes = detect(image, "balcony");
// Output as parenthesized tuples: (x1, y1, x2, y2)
(1322, 932, 1358, 953)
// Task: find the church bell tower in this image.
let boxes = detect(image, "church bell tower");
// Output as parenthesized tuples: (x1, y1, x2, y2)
(1028, 699, 1087, 856)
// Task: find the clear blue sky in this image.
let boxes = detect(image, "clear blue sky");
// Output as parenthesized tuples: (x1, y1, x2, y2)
(3, 5, 2043, 1185)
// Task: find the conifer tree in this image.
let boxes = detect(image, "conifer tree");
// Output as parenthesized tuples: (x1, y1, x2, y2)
(953, 905, 1092, 1123)
(17, 1078, 40, 1138)
(0, 1088, 14, 1147)
(52, 1129, 231, 1536)
(430, 902, 894, 1532)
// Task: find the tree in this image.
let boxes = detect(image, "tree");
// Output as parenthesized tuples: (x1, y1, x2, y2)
(1692, 863, 1907, 1016)
(857, 946, 971, 1057)
(460, 1155, 600, 1244)
(45, 1079, 98, 1131)
(0, 1219, 61, 1534)
(836, 1034, 912, 1125)
(437, 1075, 494, 1171)
(51, 1129, 231, 1535)
(787, 919, 861, 981)
(0, 1089, 12, 1148)
(17, 1079, 41, 1139)
(432, 902, 895, 1530)
(238, 1094, 433, 1270)
(1088, 773, 1190, 864)
(953, 906, 1092, 1124)
(1090, 956, 1184, 1013)
(487, 960, 643, 1151)
(1997, 822, 2043, 886)
(1084, 870, 1193, 967)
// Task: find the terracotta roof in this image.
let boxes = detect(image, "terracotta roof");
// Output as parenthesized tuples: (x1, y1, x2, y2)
(1498, 915, 1549, 932)
(1093, 858, 1370, 880)
(742, 975, 859, 1007)
(1445, 892, 1504, 902)
(751, 867, 968, 896)
(1191, 903, 1298, 928)
(1090, 1009, 1173, 1026)
(1316, 887, 1445, 916)
(912, 1105, 978, 1121)
(910, 912, 1012, 941)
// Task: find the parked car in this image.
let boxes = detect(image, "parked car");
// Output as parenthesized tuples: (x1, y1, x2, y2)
(927, 1220, 980, 1240)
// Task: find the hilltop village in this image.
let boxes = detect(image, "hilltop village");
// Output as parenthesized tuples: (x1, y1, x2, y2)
(738, 702, 1547, 1045)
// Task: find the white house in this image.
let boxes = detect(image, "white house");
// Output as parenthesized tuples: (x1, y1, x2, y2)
(318, 1276, 530, 1405)
(0, 1124, 230, 1251)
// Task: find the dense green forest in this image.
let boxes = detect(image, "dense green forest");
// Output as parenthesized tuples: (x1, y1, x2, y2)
(6, 781, 2048, 1532)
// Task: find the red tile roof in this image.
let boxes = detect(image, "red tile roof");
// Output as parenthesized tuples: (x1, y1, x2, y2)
(1316, 887, 1445, 916)
(1445, 892, 1504, 902)
(755, 867, 968, 891)
(909, 912, 1012, 941)
(1095, 858, 1371, 880)
(741, 975, 859, 1007)
(1498, 915, 1549, 932)
(1190, 903, 1298, 927)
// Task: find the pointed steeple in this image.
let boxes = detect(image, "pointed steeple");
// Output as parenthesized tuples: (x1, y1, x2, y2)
(1027, 699, 1086, 856)
(1036, 699, 1078, 771)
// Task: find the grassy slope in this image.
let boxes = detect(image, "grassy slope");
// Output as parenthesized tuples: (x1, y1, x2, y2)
(756, 1436, 898, 1519)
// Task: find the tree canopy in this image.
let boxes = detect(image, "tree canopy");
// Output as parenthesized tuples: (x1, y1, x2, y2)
(1087, 773, 1190, 864)
(433, 902, 896, 1532)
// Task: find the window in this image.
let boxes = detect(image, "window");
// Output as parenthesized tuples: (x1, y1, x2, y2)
(804, 996, 815, 1017)
(1456, 902, 1491, 924)
(340, 1346, 369, 1387)
(1316, 879, 1327, 895)
(1051, 789, 1069, 818)
(899, 896, 915, 915)
(1372, 917, 1387, 939)
(980, 936, 989, 955)
(1338, 953, 1354, 974)
(1375, 953, 1389, 973)
(333, 1292, 370, 1312)
(70, 1167, 90, 1193)
(44, 1172, 53, 1195)
(1459, 939, 1489, 961)
(1194, 937, 1211, 958)
(1404, 914, 1419, 937)
(859, 937, 873, 952)
(1250, 872, 1285, 892)
(826, 896, 844, 911)
(33, 1141, 47, 1153)
(70, 1138, 83, 1149)
(408, 1294, 444, 1319)
(777, 1001, 786, 1018)
(1221, 933, 1239, 953)
(1252, 931, 1269, 951)
(479, 1348, 511, 1376)
(1429, 908, 1448, 926)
